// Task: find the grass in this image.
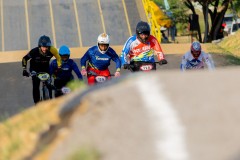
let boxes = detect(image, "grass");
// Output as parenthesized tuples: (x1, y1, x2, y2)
(0, 81, 87, 160)
(66, 147, 101, 160)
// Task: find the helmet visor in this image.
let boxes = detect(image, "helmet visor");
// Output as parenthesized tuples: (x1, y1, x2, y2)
(191, 51, 201, 58)
(98, 44, 109, 51)
(138, 31, 150, 35)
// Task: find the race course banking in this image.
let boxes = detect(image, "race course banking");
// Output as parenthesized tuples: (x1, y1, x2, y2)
(0, 0, 143, 51)
(1, 1, 240, 159)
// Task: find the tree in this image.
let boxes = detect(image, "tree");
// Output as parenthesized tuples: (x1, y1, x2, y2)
(153, 0, 189, 35)
(184, 0, 235, 42)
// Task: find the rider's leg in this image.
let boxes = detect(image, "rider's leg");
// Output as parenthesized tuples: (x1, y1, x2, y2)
(32, 76, 40, 104)
(54, 79, 64, 97)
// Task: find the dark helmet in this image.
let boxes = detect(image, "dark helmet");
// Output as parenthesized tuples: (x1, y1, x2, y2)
(38, 35, 51, 47)
(136, 21, 150, 43)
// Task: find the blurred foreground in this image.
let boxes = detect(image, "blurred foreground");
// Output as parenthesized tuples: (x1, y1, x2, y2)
(1, 68, 240, 160)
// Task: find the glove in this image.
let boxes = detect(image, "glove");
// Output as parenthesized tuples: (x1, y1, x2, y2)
(81, 69, 87, 76)
(114, 71, 120, 77)
(123, 64, 129, 69)
(159, 59, 168, 65)
(23, 70, 29, 77)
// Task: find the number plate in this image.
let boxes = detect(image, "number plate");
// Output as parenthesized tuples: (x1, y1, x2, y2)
(61, 87, 71, 94)
(95, 76, 107, 83)
(38, 73, 50, 81)
(140, 64, 153, 71)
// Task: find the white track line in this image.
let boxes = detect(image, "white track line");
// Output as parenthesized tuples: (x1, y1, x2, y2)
(97, 0, 106, 33)
(122, 0, 132, 36)
(24, 0, 30, 50)
(48, 0, 57, 47)
(136, 76, 189, 160)
(73, 0, 82, 47)
(1, 0, 4, 51)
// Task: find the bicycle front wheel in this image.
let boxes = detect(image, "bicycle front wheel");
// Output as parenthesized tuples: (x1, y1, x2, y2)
(42, 85, 50, 100)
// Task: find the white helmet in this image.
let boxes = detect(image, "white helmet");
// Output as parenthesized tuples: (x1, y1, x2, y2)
(97, 33, 110, 54)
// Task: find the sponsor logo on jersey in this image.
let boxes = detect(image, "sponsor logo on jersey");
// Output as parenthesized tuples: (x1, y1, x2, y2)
(132, 45, 151, 54)
(95, 56, 109, 61)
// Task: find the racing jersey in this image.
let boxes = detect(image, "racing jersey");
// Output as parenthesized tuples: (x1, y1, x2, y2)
(120, 35, 165, 65)
(22, 46, 61, 73)
(50, 59, 83, 80)
(80, 46, 121, 72)
(180, 51, 215, 71)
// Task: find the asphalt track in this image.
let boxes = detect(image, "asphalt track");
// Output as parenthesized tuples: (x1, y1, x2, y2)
(0, 52, 234, 119)
(0, 0, 144, 118)
(0, 0, 143, 51)
(2, 1, 240, 159)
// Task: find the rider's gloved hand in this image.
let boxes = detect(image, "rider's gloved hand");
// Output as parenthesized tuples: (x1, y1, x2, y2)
(23, 69, 29, 77)
(81, 69, 87, 76)
(123, 64, 129, 69)
(114, 71, 120, 77)
(159, 59, 168, 65)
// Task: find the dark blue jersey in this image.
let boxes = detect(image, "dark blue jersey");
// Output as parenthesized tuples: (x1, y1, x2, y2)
(80, 46, 121, 71)
(50, 59, 82, 80)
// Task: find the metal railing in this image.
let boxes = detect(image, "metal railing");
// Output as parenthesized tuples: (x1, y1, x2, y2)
(142, 0, 172, 43)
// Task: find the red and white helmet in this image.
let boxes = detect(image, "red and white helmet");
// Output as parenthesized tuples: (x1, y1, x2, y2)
(97, 33, 110, 54)
(191, 41, 201, 58)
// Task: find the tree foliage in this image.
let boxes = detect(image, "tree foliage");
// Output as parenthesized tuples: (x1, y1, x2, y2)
(184, 0, 239, 42)
(153, 0, 189, 34)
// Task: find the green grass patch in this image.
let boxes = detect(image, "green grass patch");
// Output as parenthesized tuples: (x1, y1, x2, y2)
(66, 147, 101, 160)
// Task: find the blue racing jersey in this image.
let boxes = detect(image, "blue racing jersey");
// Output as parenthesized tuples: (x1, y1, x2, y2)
(80, 46, 121, 72)
(50, 59, 83, 80)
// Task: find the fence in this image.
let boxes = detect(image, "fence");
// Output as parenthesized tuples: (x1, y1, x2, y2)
(142, 0, 172, 43)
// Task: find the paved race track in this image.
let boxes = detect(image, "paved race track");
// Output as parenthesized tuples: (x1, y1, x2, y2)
(0, 0, 143, 51)
(0, 0, 144, 118)
(0, 52, 235, 119)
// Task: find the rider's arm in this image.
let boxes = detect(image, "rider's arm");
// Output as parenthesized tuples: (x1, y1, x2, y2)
(151, 36, 166, 61)
(50, 46, 62, 68)
(109, 48, 121, 72)
(180, 53, 188, 71)
(80, 50, 91, 69)
(71, 60, 83, 80)
(120, 37, 133, 66)
(22, 51, 32, 69)
(49, 60, 57, 76)
(203, 52, 215, 70)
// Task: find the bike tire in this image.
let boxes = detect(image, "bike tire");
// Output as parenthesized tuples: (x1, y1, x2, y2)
(42, 85, 50, 100)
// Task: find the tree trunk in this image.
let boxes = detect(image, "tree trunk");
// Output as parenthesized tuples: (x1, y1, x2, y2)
(209, 0, 230, 41)
(202, 4, 209, 42)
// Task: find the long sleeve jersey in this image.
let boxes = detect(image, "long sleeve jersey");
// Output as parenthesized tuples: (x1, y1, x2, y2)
(50, 59, 83, 80)
(120, 35, 165, 66)
(180, 51, 215, 71)
(22, 46, 61, 73)
(80, 46, 121, 72)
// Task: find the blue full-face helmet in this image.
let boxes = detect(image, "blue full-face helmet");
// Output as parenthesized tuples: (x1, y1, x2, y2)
(59, 45, 70, 62)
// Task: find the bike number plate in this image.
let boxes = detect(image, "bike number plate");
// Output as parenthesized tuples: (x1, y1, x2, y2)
(38, 73, 50, 81)
(140, 64, 153, 71)
(61, 87, 71, 94)
(95, 76, 107, 83)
